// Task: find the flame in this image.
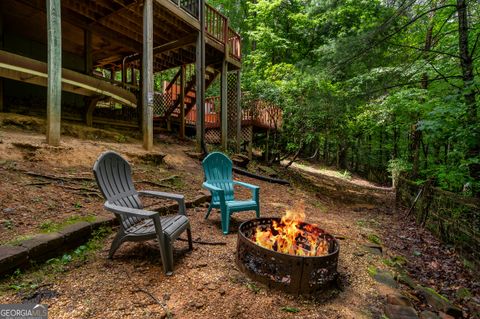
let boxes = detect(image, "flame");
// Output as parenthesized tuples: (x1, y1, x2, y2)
(253, 202, 330, 256)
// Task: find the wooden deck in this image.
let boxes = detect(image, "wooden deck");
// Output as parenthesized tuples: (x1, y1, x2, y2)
(0, 0, 243, 149)
(0, 50, 137, 107)
(182, 97, 283, 131)
(1, 0, 240, 72)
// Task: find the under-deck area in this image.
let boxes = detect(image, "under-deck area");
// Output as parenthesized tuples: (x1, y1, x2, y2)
(0, 0, 243, 150)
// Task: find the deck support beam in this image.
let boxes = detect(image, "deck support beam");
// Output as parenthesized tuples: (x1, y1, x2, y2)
(196, 0, 206, 153)
(220, 59, 228, 150)
(142, 0, 154, 151)
(46, 0, 62, 146)
(179, 65, 186, 139)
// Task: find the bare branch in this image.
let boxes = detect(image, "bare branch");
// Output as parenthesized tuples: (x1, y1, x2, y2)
(386, 41, 460, 59)
(470, 32, 480, 57)
(335, 4, 458, 69)
(359, 75, 463, 96)
(427, 60, 463, 89)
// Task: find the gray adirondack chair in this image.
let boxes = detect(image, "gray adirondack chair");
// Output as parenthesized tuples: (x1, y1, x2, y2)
(93, 151, 192, 275)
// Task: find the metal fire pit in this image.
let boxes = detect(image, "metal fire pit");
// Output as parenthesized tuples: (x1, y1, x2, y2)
(236, 217, 339, 295)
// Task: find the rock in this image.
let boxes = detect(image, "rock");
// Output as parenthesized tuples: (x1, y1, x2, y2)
(58, 221, 92, 249)
(363, 243, 383, 256)
(370, 268, 398, 288)
(188, 194, 211, 208)
(206, 283, 217, 290)
(438, 312, 454, 319)
(384, 304, 419, 319)
(258, 165, 278, 177)
(88, 215, 117, 230)
(419, 310, 440, 319)
(219, 288, 226, 296)
(3, 208, 15, 214)
(20, 232, 64, 261)
(0, 245, 28, 275)
(397, 273, 417, 289)
(419, 287, 463, 318)
(129, 152, 166, 165)
(231, 154, 250, 168)
(387, 294, 413, 307)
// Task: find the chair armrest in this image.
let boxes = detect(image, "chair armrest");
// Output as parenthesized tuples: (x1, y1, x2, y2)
(138, 190, 184, 201)
(233, 181, 259, 190)
(104, 201, 157, 218)
(202, 182, 226, 206)
(138, 190, 187, 215)
(233, 181, 259, 202)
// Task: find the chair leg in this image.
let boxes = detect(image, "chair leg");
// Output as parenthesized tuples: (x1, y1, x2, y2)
(204, 202, 213, 219)
(186, 226, 193, 251)
(255, 207, 260, 218)
(156, 234, 173, 276)
(165, 238, 174, 275)
(222, 209, 230, 235)
(108, 231, 125, 259)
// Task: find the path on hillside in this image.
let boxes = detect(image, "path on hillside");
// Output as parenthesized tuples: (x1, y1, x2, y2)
(0, 120, 477, 318)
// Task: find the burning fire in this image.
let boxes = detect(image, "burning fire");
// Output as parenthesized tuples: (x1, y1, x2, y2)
(253, 203, 330, 256)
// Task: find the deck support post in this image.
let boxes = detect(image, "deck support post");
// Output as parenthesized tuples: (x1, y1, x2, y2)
(179, 65, 186, 139)
(0, 12, 3, 112)
(46, 0, 62, 146)
(236, 70, 242, 153)
(195, 0, 206, 153)
(85, 97, 100, 127)
(142, 0, 154, 150)
(0, 79, 3, 113)
(220, 59, 228, 150)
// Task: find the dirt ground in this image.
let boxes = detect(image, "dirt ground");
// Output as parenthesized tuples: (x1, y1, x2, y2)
(0, 119, 478, 318)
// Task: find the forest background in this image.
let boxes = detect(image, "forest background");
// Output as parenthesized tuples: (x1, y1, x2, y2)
(207, 0, 480, 197)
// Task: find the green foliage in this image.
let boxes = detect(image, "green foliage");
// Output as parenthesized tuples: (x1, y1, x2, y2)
(367, 234, 382, 245)
(245, 282, 261, 293)
(281, 306, 300, 313)
(39, 215, 96, 233)
(1, 227, 112, 295)
(3, 220, 14, 230)
(382, 255, 407, 268)
(209, 0, 480, 196)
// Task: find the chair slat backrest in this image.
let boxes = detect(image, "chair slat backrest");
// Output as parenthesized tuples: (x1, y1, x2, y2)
(202, 152, 234, 201)
(93, 151, 144, 229)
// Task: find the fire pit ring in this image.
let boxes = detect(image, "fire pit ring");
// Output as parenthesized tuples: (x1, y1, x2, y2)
(236, 217, 339, 295)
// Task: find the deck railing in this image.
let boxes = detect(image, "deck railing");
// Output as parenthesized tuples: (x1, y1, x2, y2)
(205, 4, 228, 45)
(169, 0, 241, 61)
(227, 27, 241, 61)
(186, 97, 282, 130)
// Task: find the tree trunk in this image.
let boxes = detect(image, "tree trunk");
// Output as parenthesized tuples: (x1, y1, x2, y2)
(457, 0, 479, 196)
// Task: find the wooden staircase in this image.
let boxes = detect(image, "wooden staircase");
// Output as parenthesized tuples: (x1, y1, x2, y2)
(154, 64, 219, 127)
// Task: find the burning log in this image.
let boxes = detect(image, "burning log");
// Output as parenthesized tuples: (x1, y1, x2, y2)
(252, 205, 330, 257)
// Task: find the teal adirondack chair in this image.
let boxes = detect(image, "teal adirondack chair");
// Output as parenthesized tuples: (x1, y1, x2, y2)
(202, 152, 260, 234)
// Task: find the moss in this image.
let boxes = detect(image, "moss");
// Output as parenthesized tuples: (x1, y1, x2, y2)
(39, 215, 96, 233)
(367, 234, 382, 245)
